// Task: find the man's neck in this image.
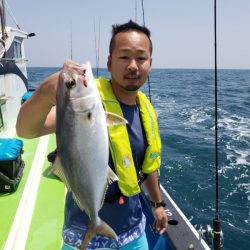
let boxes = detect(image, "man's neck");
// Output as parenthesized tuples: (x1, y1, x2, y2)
(111, 82, 138, 105)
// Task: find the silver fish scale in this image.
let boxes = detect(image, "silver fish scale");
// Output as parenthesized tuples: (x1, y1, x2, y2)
(56, 67, 109, 221)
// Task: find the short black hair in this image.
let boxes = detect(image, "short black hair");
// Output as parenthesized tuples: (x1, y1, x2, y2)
(109, 20, 152, 55)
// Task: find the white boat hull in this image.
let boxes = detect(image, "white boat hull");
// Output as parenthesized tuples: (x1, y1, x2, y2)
(0, 26, 29, 138)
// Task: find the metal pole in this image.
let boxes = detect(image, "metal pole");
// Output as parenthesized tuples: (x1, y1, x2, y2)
(0, 0, 7, 41)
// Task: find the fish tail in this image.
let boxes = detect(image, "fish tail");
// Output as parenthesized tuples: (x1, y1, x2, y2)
(80, 218, 118, 250)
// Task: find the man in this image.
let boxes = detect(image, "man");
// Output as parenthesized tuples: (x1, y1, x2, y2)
(16, 20, 168, 250)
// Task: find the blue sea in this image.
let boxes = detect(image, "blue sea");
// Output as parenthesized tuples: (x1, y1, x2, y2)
(27, 67, 250, 250)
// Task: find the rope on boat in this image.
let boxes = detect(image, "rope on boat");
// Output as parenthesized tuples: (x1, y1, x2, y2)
(4, 0, 21, 30)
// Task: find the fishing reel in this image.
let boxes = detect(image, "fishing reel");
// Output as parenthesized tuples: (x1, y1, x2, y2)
(198, 224, 224, 249)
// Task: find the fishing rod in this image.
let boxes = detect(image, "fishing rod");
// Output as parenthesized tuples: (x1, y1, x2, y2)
(141, 0, 152, 103)
(94, 17, 101, 78)
(212, 0, 223, 249)
(70, 19, 73, 60)
(134, 0, 137, 23)
(200, 1, 223, 248)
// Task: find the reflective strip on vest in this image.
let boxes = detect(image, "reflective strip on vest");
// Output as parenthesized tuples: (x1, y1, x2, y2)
(96, 77, 161, 196)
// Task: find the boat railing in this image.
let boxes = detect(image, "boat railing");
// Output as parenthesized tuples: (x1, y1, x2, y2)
(0, 57, 28, 63)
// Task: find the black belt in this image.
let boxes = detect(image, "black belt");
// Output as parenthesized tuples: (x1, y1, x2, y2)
(104, 171, 148, 204)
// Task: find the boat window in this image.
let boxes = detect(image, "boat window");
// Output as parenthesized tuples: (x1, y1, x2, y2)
(14, 40, 22, 59)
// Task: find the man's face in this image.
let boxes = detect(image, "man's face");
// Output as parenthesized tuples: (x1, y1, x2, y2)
(107, 30, 152, 92)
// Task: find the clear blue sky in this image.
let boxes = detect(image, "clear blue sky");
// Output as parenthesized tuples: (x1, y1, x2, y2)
(6, 0, 250, 69)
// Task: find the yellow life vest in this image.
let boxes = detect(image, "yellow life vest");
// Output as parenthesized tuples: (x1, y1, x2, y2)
(96, 77, 161, 196)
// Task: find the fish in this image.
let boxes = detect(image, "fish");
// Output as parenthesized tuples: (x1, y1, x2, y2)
(54, 60, 126, 250)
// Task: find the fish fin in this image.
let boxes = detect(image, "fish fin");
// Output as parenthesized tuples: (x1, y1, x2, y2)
(53, 157, 85, 211)
(80, 218, 118, 250)
(105, 112, 128, 126)
(47, 165, 56, 175)
(45, 165, 63, 182)
(101, 167, 119, 208)
(107, 166, 119, 185)
(72, 193, 85, 211)
(53, 156, 72, 192)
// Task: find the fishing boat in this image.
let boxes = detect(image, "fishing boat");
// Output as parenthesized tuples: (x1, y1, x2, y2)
(0, 0, 35, 139)
(0, 1, 217, 250)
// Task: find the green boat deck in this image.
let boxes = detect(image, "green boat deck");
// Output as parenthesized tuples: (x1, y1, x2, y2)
(0, 135, 65, 250)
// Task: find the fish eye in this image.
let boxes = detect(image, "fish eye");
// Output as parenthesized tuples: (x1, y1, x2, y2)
(88, 112, 92, 120)
(65, 77, 76, 89)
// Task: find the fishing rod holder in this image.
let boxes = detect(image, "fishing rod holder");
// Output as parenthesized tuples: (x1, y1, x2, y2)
(198, 224, 224, 249)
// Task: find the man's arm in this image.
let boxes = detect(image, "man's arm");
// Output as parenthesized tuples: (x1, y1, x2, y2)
(144, 170, 168, 234)
(16, 60, 88, 139)
(16, 72, 59, 138)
